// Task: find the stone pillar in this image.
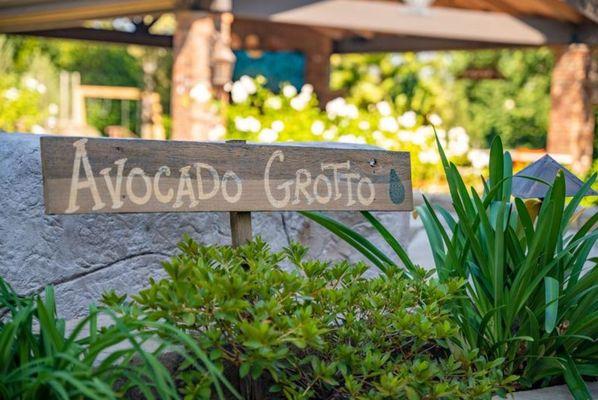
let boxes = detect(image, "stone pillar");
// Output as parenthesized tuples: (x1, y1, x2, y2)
(171, 11, 222, 141)
(547, 44, 595, 175)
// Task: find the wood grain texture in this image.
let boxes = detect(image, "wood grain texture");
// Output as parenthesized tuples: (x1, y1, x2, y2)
(229, 211, 253, 247)
(226, 140, 253, 247)
(40, 136, 413, 214)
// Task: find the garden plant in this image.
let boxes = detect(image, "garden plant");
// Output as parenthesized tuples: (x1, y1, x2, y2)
(302, 136, 598, 399)
(126, 237, 515, 399)
(0, 277, 237, 400)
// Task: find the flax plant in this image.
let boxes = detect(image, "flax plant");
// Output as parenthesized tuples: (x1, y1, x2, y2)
(302, 136, 598, 399)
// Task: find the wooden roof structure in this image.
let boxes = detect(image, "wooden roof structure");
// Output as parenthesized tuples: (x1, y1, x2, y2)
(434, 0, 596, 23)
(0, 0, 596, 52)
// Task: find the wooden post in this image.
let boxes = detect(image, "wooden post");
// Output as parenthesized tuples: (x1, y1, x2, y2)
(224, 141, 258, 396)
(226, 140, 252, 247)
(71, 72, 86, 128)
(229, 210, 252, 247)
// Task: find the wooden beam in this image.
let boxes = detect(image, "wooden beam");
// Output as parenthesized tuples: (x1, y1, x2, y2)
(2, 0, 594, 48)
(517, 0, 583, 23)
(334, 34, 519, 53)
(11, 18, 597, 52)
(17, 27, 172, 47)
(79, 85, 142, 100)
(576, 22, 598, 44)
(231, 19, 317, 51)
(14, 26, 598, 55)
(0, 0, 176, 33)
(5, 0, 597, 50)
(433, 0, 584, 23)
(564, 0, 598, 23)
(0, 0, 595, 46)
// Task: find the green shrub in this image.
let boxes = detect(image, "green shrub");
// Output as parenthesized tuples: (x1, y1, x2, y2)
(0, 277, 236, 400)
(302, 136, 598, 399)
(132, 237, 514, 399)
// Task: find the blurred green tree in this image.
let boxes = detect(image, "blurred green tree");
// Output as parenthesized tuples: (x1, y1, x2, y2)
(448, 47, 554, 148)
(53, 40, 143, 134)
(2, 35, 172, 136)
(0, 36, 57, 133)
(331, 48, 555, 149)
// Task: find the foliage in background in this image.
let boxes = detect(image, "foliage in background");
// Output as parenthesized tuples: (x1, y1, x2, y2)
(225, 75, 483, 190)
(330, 52, 449, 119)
(0, 35, 172, 136)
(0, 33, 566, 152)
(55, 40, 143, 134)
(0, 36, 57, 133)
(302, 136, 598, 399)
(331, 48, 555, 149)
(449, 49, 554, 148)
(0, 276, 237, 400)
(131, 237, 514, 399)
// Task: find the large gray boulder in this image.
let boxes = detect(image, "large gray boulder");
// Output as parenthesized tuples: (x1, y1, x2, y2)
(0, 133, 410, 319)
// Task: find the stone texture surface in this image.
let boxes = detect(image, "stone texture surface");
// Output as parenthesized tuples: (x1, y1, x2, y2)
(0, 133, 409, 319)
(501, 383, 598, 400)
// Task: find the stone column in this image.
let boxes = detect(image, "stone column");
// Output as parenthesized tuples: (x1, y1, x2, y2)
(171, 11, 222, 141)
(547, 44, 595, 175)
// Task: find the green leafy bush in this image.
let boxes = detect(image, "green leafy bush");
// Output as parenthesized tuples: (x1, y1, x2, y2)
(302, 136, 598, 399)
(0, 276, 235, 400)
(133, 237, 514, 399)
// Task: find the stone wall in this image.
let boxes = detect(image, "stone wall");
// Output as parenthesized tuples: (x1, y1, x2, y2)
(0, 133, 410, 319)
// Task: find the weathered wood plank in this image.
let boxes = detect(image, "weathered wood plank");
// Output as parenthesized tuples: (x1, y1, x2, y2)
(229, 211, 253, 247)
(40, 136, 412, 214)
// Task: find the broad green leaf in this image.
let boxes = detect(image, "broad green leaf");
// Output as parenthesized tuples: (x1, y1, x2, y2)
(360, 211, 417, 275)
(563, 355, 592, 400)
(544, 277, 559, 333)
(489, 137, 504, 200)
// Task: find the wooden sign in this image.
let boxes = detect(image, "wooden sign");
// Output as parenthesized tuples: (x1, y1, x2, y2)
(40, 136, 412, 214)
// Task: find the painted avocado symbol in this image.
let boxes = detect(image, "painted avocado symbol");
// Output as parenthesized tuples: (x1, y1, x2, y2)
(388, 169, 405, 204)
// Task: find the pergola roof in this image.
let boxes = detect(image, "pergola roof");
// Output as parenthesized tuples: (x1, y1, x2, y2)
(0, 0, 596, 52)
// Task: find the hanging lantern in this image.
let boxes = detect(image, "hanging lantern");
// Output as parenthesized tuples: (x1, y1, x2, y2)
(211, 12, 236, 88)
(212, 43, 236, 87)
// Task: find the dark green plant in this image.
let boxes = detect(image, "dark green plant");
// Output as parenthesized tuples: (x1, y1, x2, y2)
(302, 136, 598, 399)
(133, 237, 514, 399)
(0, 276, 237, 400)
